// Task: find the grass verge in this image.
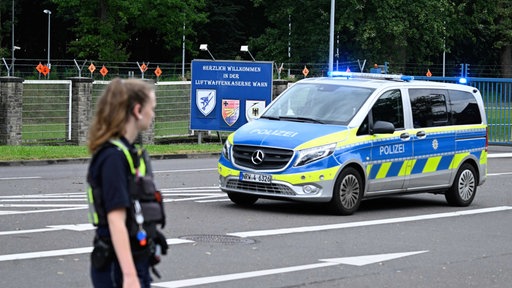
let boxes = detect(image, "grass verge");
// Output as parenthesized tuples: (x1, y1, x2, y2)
(0, 144, 222, 161)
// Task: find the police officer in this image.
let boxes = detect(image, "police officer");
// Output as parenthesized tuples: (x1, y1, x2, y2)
(87, 78, 166, 288)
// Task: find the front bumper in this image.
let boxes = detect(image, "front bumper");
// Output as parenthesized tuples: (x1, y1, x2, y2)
(218, 162, 339, 202)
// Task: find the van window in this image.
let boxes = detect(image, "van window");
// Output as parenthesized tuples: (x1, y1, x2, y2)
(409, 89, 449, 128)
(449, 90, 482, 125)
(357, 89, 403, 135)
(373, 89, 404, 129)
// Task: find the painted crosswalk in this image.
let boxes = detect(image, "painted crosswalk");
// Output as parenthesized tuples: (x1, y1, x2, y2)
(0, 186, 227, 215)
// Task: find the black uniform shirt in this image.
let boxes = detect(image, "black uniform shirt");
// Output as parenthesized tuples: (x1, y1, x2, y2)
(88, 137, 134, 238)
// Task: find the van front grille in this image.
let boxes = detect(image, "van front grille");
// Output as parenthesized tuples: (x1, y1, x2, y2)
(233, 145, 293, 170)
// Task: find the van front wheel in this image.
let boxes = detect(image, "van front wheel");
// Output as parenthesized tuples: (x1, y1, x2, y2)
(445, 163, 477, 207)
(329, 167, 363, 215)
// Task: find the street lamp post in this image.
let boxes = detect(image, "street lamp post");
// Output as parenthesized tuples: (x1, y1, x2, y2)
(328, 0, 335, 75)
(43, 9, 51, 76)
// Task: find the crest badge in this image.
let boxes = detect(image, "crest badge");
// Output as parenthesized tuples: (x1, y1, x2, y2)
(196, 89, 216, 116)
(222, 99, 240, 126)
(432, 139, 439, 150)
(245, 100, 266, 122)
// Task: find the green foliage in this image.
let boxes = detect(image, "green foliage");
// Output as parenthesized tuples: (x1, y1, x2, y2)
(1, 0, 511, 75)
(49, 0, 207, 62)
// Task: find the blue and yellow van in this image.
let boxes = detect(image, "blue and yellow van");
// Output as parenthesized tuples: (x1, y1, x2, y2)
(218, 73, 488, 215)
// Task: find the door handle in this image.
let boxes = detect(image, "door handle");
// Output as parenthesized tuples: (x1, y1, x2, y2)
(400, 132, 410, 140)
(416, 131, 426, 138)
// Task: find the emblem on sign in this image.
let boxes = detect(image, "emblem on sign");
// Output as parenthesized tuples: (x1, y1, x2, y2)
(196, 89, 216, 116)
(222, 99, 240, 126)
(245, 100, 266, 122)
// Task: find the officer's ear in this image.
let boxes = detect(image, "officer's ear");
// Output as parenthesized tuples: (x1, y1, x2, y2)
(132, 103, 143, 120)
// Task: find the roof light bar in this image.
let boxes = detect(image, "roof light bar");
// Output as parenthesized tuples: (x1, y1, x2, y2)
(329, 71, 414, 82)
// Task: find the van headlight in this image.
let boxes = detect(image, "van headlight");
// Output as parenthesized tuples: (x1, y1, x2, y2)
(222, 140, 232, 161)
(294, 143, 336, 167)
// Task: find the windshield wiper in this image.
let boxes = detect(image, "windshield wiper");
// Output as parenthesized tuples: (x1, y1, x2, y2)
(259, 115, 280, 120)
(278, 116, 324, 124)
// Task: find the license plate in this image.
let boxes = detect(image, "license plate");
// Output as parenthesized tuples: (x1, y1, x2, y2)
(240, 172, 272, 184)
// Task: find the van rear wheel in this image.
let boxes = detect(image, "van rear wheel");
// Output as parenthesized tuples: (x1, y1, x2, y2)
(228, 193, 258, 206)
(445, 163, 477, 207)
(329, 167, 363, 215)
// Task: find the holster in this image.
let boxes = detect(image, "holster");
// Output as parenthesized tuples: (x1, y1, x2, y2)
(90, 237, 114, 270)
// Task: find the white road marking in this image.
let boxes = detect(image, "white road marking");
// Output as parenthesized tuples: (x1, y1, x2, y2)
(195, 198, 230, 203)
(46, 224, 95, 231)
(155, 168, 217, 173)
(228, 206, 512, 238)
(488, 153, 512, 158)
(167, 195, 227, 202)
(0, 206, 507, 263)
(319, 250, 428, 266)
(0, 247, 93, 262)
(0, 227, 61, 236)
(0, 238, 193, 262)
(152, 251, 428, 287)
(0, 176, 42, 181)
(487, 172, 512, 176)
(0, 206, 86, 215)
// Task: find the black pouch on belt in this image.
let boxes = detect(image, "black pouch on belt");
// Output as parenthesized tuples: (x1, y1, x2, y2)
(91, 237, 114, 270)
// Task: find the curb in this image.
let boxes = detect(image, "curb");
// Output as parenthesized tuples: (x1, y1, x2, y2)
(0, 153, 220, 167)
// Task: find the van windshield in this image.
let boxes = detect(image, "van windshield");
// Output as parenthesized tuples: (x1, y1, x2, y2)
(262, 83, 374, 125)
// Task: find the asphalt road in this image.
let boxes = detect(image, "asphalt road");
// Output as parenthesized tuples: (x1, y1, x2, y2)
(0, 147, 511, 288)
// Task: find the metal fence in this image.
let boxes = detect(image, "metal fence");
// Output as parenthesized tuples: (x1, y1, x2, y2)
(18, 77, 512, 145)
(21, 80, 193, 145)
(415, 76, 512, 145)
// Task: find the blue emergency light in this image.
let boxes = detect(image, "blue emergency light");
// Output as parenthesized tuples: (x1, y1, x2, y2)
(328, 71, 414, 82)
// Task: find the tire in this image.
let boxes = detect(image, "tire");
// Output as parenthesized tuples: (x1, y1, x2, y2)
(228, 193, 258, 206)
(329, 167, 363, 215)
(445, 163, 477, 207)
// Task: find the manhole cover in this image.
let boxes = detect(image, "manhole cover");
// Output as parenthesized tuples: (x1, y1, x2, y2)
(179, 234, 256, 244)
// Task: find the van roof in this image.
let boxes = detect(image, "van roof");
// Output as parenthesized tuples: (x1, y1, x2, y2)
(298, 76, 478, 93)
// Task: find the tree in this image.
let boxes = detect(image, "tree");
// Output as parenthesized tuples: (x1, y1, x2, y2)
(251, 0, 331, 64)
(336, 0, 454, 72)
(50, 0, 207, 62)
(193, 0, 267, 61)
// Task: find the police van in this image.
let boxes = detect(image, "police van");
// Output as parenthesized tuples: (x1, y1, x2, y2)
(218, 72, 488, 215)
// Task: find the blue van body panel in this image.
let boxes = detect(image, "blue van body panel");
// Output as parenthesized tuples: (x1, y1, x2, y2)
(233, 119, 348, 149)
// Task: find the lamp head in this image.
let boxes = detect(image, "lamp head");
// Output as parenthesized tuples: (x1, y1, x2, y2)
(240, 45, 249, 52)
(199, 44, 208, 51)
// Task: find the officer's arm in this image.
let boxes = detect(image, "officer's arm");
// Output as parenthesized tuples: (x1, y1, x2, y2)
(107, 208, 139, 287)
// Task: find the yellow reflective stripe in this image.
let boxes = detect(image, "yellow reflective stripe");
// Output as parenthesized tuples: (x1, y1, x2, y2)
(366, 164, 373, 176)
(449, 152, 469, 169)
(376, 162, 391, 179)
(110, 139, 136, 174)
(218, 162, 240, 177)
(423, 156, 441, 173)
(87, 186, 98, 225)
(109, 139, 146, 176)
(137, 150, 147, 175)
(480, 150, 488, 164)
(399, 159, 415, 176)
(273, 166, 339, 184)
(296, 130, 349, 150)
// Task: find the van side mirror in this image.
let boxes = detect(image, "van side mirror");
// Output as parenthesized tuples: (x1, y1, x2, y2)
(371, 120, 395, 134)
